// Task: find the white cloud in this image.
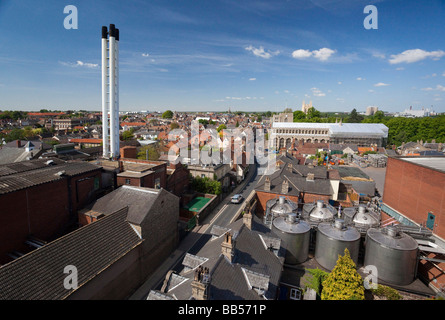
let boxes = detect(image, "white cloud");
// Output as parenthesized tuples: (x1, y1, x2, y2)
(311, 87, 325, 97)
(373, 53, 386, 59)
(142, 53, 150, 57)
(388, 49, 445, 64)
(245, 45, 279, 59)
(312, 48, 336, 61)
(249, 78, 256, 81)
(356, 77, 365, 81)
(422, 85, 445, 92)
(396, 67, 404, 71)
(292, 48, 336, 61)
(368, 89, 375, 93)
(374, 82, 390, 87)
(60, 60, 99, 69)
(292, 49, 313, 59)
(338, 81, 342, 85)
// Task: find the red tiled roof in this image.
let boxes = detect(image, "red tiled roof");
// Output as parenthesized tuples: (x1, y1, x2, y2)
(69, 138, 102, 144)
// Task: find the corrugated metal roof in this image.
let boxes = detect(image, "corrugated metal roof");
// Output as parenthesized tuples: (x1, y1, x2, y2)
(0, 207, 142, 300)
(0, 161, 102, 194)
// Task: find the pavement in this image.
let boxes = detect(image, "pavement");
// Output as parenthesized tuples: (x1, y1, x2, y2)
(128, 163, 259, 300)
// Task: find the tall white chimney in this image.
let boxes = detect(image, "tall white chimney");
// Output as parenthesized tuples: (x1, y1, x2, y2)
(101, 24, 120, 159)
(101, 26, 109, 158)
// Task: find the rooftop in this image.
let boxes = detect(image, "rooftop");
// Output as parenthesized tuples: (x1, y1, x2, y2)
(399, 156, 445, 173)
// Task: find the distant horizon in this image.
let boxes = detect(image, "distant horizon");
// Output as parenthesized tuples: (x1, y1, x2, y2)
(1, 1, 444, 113)
(1, 106, 440, 115)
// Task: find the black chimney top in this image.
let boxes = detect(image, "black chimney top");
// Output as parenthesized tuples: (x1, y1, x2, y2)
(109, 24, 116, 37)
(101, 26, 108, 39)
(115, 28, 119, 41)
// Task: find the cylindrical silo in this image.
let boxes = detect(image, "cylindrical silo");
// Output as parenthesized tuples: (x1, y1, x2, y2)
(272, 213, 311, 264)
(315, 219, 361, 271)
(364, 226, 419, 286)
(267, 196, 298, 220)
(304, 200, 336, 223)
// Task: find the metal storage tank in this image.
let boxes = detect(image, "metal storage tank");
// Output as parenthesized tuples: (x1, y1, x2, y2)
(342, 204, 380, 233)
(303, 200, 336, 223)
(315, 219, 361, 271)
(364, 226, 419, 286)
(272, 213, 311, 264)
(269, 196, 298, 218)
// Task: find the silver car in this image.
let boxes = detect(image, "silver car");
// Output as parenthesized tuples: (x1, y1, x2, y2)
(231, 194, 243, 204)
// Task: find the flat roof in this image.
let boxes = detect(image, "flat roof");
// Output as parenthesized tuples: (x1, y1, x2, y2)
(401, 156, 445, 173)
(183, 196, 211, 212)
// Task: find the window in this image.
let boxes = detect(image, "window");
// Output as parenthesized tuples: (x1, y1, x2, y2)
(125, 178, 131, 185)
(290, 288, 301, 300)
(155, 177, 161, 189)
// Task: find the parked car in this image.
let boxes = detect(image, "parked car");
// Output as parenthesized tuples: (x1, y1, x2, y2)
(231, 194, 243, 204)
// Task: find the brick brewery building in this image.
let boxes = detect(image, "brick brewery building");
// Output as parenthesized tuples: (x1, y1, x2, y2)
(382, 156, 445, 292)
(0, 158, 103, 265)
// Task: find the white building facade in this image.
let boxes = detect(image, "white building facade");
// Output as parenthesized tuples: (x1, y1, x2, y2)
(269, 122, 389, 149)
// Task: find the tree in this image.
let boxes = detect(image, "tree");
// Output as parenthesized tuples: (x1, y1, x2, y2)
(217, 124, 227, 132)
(293, 110, 306, 121)
(321, 248, 365, 300)
(121, 130, 134, 141)
(303, 268, 329, 299)
(170, 122, 180, 130)
(137, 145, 160, 160)
(346, 108, 364, 123)
(191, 176, 222, 195)
(306, 107, 321, 120)
(162, 110, 173, 119)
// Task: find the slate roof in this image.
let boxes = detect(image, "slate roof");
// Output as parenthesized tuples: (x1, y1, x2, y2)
(86, 185, 179, 225)
(0, 207, 142, 300)
(255, 162, 333, 196)
(0, 161, 102, 195)
(153, 216, 285, 300)
(0, 158, 65, 177)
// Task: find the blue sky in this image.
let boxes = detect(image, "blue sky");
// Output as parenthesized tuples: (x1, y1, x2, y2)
(0, 0, 444, 113)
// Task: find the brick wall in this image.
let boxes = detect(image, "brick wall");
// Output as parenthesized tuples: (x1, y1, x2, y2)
(0, 179, 70, 264)
(383, 157, 445, 239)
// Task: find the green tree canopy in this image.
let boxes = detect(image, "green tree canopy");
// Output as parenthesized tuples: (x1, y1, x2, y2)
(162, 110, 173, 119)
(321, 248, 365, 300)
(346, 108, 364, 123)
(137, 145, 160, 160)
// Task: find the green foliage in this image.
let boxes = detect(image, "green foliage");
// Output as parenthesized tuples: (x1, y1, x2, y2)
(303, 268, 329, 298)
(191, 176, 222, 195)
(217, 124, 227, 132)
(137, 145, 160, 160)
(121, 130, 134, 141)
(346, 108, 364, 123)
(0, 110, 27, 120)
(162, 110, 173, 119)
(170, 122, 180, 130)
(293, 110, 306, 121)
(369, 284, 402, 300)
(321, 248, 365, 300)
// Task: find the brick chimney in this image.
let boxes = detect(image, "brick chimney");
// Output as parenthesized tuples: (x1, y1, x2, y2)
(287, 163, 293, 173)
(281, 179, 289, 194)
(16, 140, 21, 148)
(264, 176, 271, 192)
(243, 209, 252, 230)
(221, 232, 235, 263)
(191, 266, 210, 300)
